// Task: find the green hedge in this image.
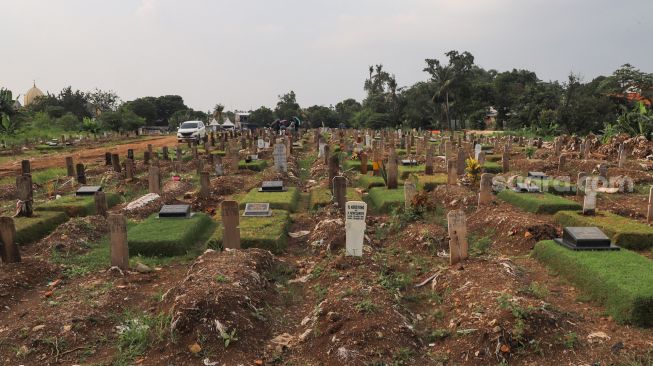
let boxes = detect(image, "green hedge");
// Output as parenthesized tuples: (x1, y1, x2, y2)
(554, 210, 653, 250)
(367, 187, 404, 213)
(208, 209, 289, 254)
(531, 178, 576, 196)
(533, 240, 653, 327)
(128, 213, 215, 257)
(417, 174, 447, 191)
(238, 159, 268, 171)
(497, 190, 581, 214)
(309, 187, 361, 209)
(237, 187, 300, 212)
(15, 211, 68, 244)
(38, 193, 122, 217)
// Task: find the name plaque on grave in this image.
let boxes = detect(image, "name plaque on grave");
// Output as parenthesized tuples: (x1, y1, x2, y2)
(554, 226, 619, 251)
(528, 171, 548, 180)
(345, 201, 367, 257)
(401, 159, 418, 166)
(76, 186, 102, 196)
(243, 202, 272, 217)
(158, 204, 191, 218)
(259, 180, 287, 192)
(513, 182, 541, 193)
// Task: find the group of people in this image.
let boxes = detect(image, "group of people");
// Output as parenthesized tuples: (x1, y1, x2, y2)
(269, 117, 299, 133)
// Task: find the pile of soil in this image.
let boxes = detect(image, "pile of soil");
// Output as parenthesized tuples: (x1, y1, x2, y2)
(598, 134, 653, 159)
(31, 215, 109, 257)
(159, 249, 278, 364)
(0, 258, 59, 309)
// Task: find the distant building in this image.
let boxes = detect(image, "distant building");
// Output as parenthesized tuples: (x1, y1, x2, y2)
(234, 112, 249, 129)
(24, 82, 44, 106)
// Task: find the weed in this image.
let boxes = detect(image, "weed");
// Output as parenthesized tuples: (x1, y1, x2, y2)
(220, 328, 238, 348)
(525, 281, 549, 299)
(427, 328, 450, 342)
(312, 284, 328, 303)
(469, 231, 494, 257)
(114, 311, 171, 366)
(215, 274, 229, 283)
(355, 299, 378, 314)
(560, 332, 579, 349)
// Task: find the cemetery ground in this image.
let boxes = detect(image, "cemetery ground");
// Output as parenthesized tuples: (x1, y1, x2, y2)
(0, 130, 652, 366)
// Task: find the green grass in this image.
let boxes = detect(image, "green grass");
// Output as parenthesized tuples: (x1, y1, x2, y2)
(308, 187, 361, 209)
(533, 240, 653, 326)
(128, 213, 216, 257)
(357, 174, 388, 189)
(14, 211, 68, 244)
(497, 190, 581, 214)
(399, 164, 425, 179)
(237, 187, 300, 212)
(531, 178, 576, 196)
(38, 193, 122, 217)
(482, 161, 502, 173)
(114, 311, 170, 366)
(34, 144, 65, 151)
(485, 154, 502, 162)
(342, 159, 373, 172)
(416, 174, 447, 191)
(554, 210, 653, 250)
(367, 187, 405, 213)
(238, 159, 268, 171)
(209, 209, 290, 254)
(0, 167, 70, 186)
(209, 150, 226, 156)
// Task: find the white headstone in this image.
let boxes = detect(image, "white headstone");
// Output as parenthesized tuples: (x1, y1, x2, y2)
(273, 143, 288, 173)
(474, 144, 482, 160)
(257, 139, 265, 149)
(215, 163, 224, 176)
(345, 201, 367, 257)
(365, 134, 371, 147)
(318, 143, 326, 158)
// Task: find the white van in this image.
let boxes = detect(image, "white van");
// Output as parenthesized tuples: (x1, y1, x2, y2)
(177, 121, 207, 142)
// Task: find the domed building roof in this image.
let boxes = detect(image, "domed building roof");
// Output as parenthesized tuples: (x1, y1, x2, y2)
(24, 82, 44, 106)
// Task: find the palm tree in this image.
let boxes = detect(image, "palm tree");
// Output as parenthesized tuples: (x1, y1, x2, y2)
(213, 104, 224, 123)
(424, 59, 454, 130)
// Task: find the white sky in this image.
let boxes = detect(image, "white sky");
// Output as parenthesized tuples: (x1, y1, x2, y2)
(1, 0, 651, 111)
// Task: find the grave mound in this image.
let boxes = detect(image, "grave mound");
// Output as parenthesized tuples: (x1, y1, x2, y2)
(534, 240, 653, 326)
(238, 187, 300, 212)
(209, 209, 290, 253)
(164, 249, 280, 356)
(15, 211, 69, 244)
(554, 210, 653, 250)
(39, 193, 122, 217)
(127, 212, 215, 256)
(497, 190, 581, 214)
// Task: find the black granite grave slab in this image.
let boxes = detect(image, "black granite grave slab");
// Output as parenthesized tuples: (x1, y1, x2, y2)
(258, 180, 287, 192)
(554, 226, 620, 251)
(75, 186, 102, 196)
(158, 204, 191, 218)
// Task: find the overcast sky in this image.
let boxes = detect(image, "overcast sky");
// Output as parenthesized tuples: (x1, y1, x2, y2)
(2, 0, 651, 112)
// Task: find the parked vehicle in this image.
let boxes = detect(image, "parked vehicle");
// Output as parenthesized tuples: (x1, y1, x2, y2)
(176, 121, 206, 142)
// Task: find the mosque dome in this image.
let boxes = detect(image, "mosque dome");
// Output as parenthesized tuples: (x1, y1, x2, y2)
(24, 82, 44, 106)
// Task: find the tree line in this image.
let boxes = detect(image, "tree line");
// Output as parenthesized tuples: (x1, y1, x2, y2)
(1, 50, 651, 137)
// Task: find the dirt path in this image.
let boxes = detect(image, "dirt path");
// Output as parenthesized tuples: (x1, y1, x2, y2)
(0, 135, 178, 177)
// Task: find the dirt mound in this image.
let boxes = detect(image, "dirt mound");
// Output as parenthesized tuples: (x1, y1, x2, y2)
(29, 215, 109, 257)
(598, 134, 653, 159)
(430, 185, 478, 209)
(0, 258, 59, 308)
(162, 248, 278, 362)
(284, 255, 426, 365)
(525, 223, 559, 242)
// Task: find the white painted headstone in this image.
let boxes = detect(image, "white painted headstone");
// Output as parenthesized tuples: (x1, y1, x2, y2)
(318, 143, 326, 158)
(365, 134, 371, 147)
(257, 139, 265, 149)
(345, 201, 367, 257)
(215, 163, 224, 176)
(474, 144, 482, 160)
(273, 143, 288, 173)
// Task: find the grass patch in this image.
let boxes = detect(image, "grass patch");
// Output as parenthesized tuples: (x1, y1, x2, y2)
(128, 213, 215, 257)
(14, 211, 68, 244)
(238, 159, 268, 171)
(533, 240, 653, 326)
(114, 311, 171, 366)
(497, 190, 581, 214)
(38, 193, 122, 217)
(237, 187, 300, 212)
(208, 209, 290, 254)
(367, 187, 405, 213)
(482, 161, 502, 173)
(357, 174, 388, 189)
(399, 164, 425, 179)
(554, 210, 653, 250)
(416, 174, 447, 191)
(529, 178, 576, 196)
(308, 187, 361, 209)
(342, 159, 373, 172)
